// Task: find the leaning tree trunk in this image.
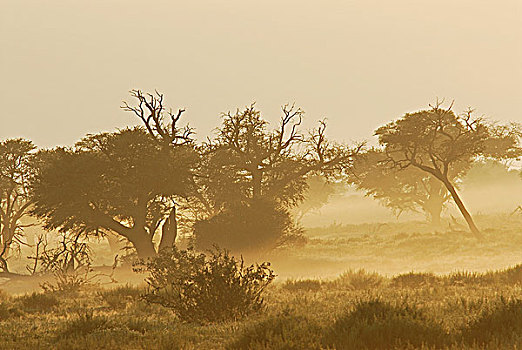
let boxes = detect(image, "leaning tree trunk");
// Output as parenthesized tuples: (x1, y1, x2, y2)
(158, 206, 178, 252)
(442, 178, 482, 239)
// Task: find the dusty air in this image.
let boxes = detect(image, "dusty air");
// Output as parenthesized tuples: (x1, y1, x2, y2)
(1, 1, 522, 349)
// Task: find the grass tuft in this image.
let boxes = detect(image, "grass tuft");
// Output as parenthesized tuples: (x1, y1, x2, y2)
(325, 299, 448, 349)
(281, 279, 322, 292)
(227, 310, 323, 350)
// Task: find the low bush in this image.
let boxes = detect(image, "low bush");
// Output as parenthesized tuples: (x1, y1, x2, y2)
(444, 271, 494, 286)
(135, 247, 275, 323)
(16, 292, 60, 313)
(325, 299, 448, 349)
(331, 269, 384, 290)
(281, 279, 322, 292)
(98, 284, 143, 310)
(124, 318, 156, 334)
(0, 301, 22, 321)
(461, 297, 522, 345)
(501, 264, 522, 285)
(391, 272, 440, 288)
(193, 199, 301, 252)
(227, 311, 323, 350)
(60, 310, 112, 338)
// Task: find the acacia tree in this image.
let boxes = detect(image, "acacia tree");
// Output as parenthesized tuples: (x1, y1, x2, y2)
(193, 104, 361, 251)
(352, 148, 452, 225)
(121, 90, 195, 251)
(31, 128, 198, 258)
(0, 139, 36, 272)
(375, 102, 520, 237)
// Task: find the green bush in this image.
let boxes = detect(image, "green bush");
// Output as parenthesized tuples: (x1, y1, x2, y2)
(135, 247, 275, 323)
(227, 311, 323, 350)
(16, 292, 60, 313)
(325, 299, 448, 349)
(462, 298, 522, 345)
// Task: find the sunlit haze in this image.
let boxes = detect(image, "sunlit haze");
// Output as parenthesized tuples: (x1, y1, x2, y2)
(2, 0, 521, 148)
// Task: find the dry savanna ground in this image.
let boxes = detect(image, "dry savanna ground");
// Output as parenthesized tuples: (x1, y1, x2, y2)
(0, 213, 521, 349)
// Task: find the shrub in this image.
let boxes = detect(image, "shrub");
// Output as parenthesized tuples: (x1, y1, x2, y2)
(281, 279, 322, 292)
(391, 272, 440, 288)
(462, 298, 522, 345)
(0, 301, 22, 321)
(16, 292, 60, 313)
(98, 284, 143, 310)
(193, 200, 300, 252)
(40, 266, 96, 294)
(331, 269, 384, 290)
(444, 271, 492, 286)
(60, 309, 112, 338)
(227, 311, 323, 350)
(135, 247, 275, 323)
(441, 265, 522, 287)
(125, 318, 156, 334)
(325, 299, 448, 349)
(502, 264, 522, 285)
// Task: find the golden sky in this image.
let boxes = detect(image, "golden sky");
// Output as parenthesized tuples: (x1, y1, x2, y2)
(1, 0, 521, 148)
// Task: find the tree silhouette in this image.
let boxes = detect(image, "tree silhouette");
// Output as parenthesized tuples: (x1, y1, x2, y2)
(122, 90, 195, 251)
(0, 139, 36, 271)
(193, 104, 361, 251)
(352, 148, 452, 225)
(31, 128, 198, 257)
(375, 101, 520, 237)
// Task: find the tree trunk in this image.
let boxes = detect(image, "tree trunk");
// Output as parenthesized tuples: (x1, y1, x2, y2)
(127, 229, 157, 258)
(0, 256, 8, 273)
(0, 227, 12, 273)
(442, 178, 482, 239)
(424, 183, 445, 227)
(158, 206, 177, 252)
(252, 169, 262, 199)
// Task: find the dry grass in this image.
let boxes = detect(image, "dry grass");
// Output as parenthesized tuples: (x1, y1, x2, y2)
(0, 214, 521, 349)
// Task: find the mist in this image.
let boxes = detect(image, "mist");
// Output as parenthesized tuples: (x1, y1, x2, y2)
(2, 1, 522, 349)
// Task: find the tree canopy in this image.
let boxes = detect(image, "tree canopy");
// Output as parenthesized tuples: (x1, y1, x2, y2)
(0, 138, 37, 271)
(351, 148, 451, 225)
(193, 104, 360, 251)
(375, 102, 521, 236)
(31, 128, 198, 257)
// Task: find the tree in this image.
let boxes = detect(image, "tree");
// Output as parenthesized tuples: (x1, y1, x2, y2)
(121, 89, 195, 251)
(375, 101, 520, 237)
(193, 104, 361, 251)
(31, 128, 198, 258)
(351, 149, 451, 225)
(0, 139, 36, 272)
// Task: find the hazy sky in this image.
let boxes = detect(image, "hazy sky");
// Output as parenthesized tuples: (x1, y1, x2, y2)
(1, 0, 521, 148)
